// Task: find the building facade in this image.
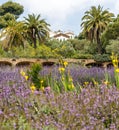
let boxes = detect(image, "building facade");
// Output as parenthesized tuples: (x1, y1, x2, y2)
(50, 30, 75, 41)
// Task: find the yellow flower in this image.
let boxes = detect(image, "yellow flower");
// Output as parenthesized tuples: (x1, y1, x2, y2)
(20, 70, 26, 76)
(112, 60, 116, 63)
(94, 81, 98, 85)
(69, 77, 73, 82)
(68, 83, 75, 90)
(84, 82, 89, 85)
(40, 80, 43, 83)
(104, 80, 109, 85)
(25, 75, 29, 81)
(116, 68, 119, 73)
(59, 67, 65, 72)
(110, 52, 115, 60)
(71, 83, 75, 89)
(64, 61, 68, 67)
(30, 85, 36, 93)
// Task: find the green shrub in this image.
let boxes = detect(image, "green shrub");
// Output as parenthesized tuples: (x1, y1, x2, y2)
(27, 63, 47, 90)
(93, 54, 111, 62)
(36, 45, 60, 59)
(106, 40, 119, 55)
(46, 40, 76, 58)
(72, 53, 93, 59)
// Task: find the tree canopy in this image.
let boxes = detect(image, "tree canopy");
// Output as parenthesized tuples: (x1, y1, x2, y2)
(0, 20, 26, 50)
(24, 13, 50, 48)
(0, 1, 24, 28)
(81, 5, 114, 54)
(103, 16, 119, 40)
(0, 1, 24, 17)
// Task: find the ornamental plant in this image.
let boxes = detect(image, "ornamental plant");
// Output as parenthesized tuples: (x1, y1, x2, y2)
(45, 60, 76, 93)
(111, 53, 119, 88)
(27, 63, 47, 90)
(58, 60, 76, 92)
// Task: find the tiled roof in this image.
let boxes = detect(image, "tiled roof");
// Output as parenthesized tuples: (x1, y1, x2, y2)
(53, 33, 70, 38)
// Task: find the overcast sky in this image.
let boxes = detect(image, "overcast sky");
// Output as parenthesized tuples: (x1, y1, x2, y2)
(0, 0, 119, 35)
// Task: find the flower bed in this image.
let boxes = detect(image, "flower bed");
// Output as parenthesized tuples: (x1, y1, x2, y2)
(0, 62, 118, 129)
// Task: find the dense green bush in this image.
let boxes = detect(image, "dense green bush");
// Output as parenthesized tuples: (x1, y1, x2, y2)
(0, 43, 61, 58)
(45, 39, 61, 49)
(51, 41, 75, 58)
(69, 39, 85, 50)
(36, 45, 61, 59)
(27, 63, 48, 90)
(72, 52, 93, 59)
(69, 39, 96, 54)
(106, 40, 119, 55)
(0, 44, 7, 57)
(93, 54, 111, 62)
(0, 37, 117, 59)
(84, 42, 98, 54)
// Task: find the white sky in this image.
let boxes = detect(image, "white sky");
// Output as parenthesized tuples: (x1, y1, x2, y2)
(1, 0, 119, 35)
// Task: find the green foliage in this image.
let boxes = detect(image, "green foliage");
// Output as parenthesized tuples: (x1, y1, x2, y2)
(24, 13, 50, 48)
(103, 17, 119, 40)
(45, 39, 61, 49)
(101, 16, 119, 51)
(0, 1, 24, 18)
(0, 1, 24, 28)
(2, 43, 35, 58)
(36, 45, 60, 59)
(27, 63, 47, 90)
(77, 32, 85, 40)
(59, 46, 75, 58)
(60, 69, 75, 92)
(47, 62, 76, 93)
(72, 53, 93, 59)
(0, 44, 7, 57)
(0, 43, 61, 58)
(93, 54, 111, 62)
(111, 53, 119, 88)
(43, 126, 55, 130)
(0, 13, 16, 28)
(10, 45, 35, 58)
(84, 41, 98, 54)
(0, 20, 26, 50)
(54, 41, 75, 58)
(27, 63, 42, 89)
(69, 39, 98, 55)
(1, 116, 32, 130)
(106, 40, 119, 55)
(69, 39, 89, 51)
(69, 38, 102, 55)
(81, 5, 114, 54)
(46, 40, 76, 58)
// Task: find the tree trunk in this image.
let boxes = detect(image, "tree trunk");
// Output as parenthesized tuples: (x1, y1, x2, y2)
(32, 28, 37, 48)
(96, 31, 102, 54)
(33, 37, 37, 49)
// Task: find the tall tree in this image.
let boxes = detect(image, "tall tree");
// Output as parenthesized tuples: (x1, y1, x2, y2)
(24, 14, 50, 48)
(103, 15, 119, 40)
(0, 1, 24, 28)
(0, 20, 26, 50)
(81, 5, 114, 54)
(101, 16, 119, 51)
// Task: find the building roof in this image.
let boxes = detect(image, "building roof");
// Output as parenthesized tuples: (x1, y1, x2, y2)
(53, 33, 70, 38)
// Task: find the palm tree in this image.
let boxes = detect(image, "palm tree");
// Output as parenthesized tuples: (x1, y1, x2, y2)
(0, 20, 26, 50)
(24, 14, 50, 48)
(81, 5, 114, 54)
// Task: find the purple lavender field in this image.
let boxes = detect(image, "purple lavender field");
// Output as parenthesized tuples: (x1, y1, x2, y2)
(0, 65, 119, 130)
